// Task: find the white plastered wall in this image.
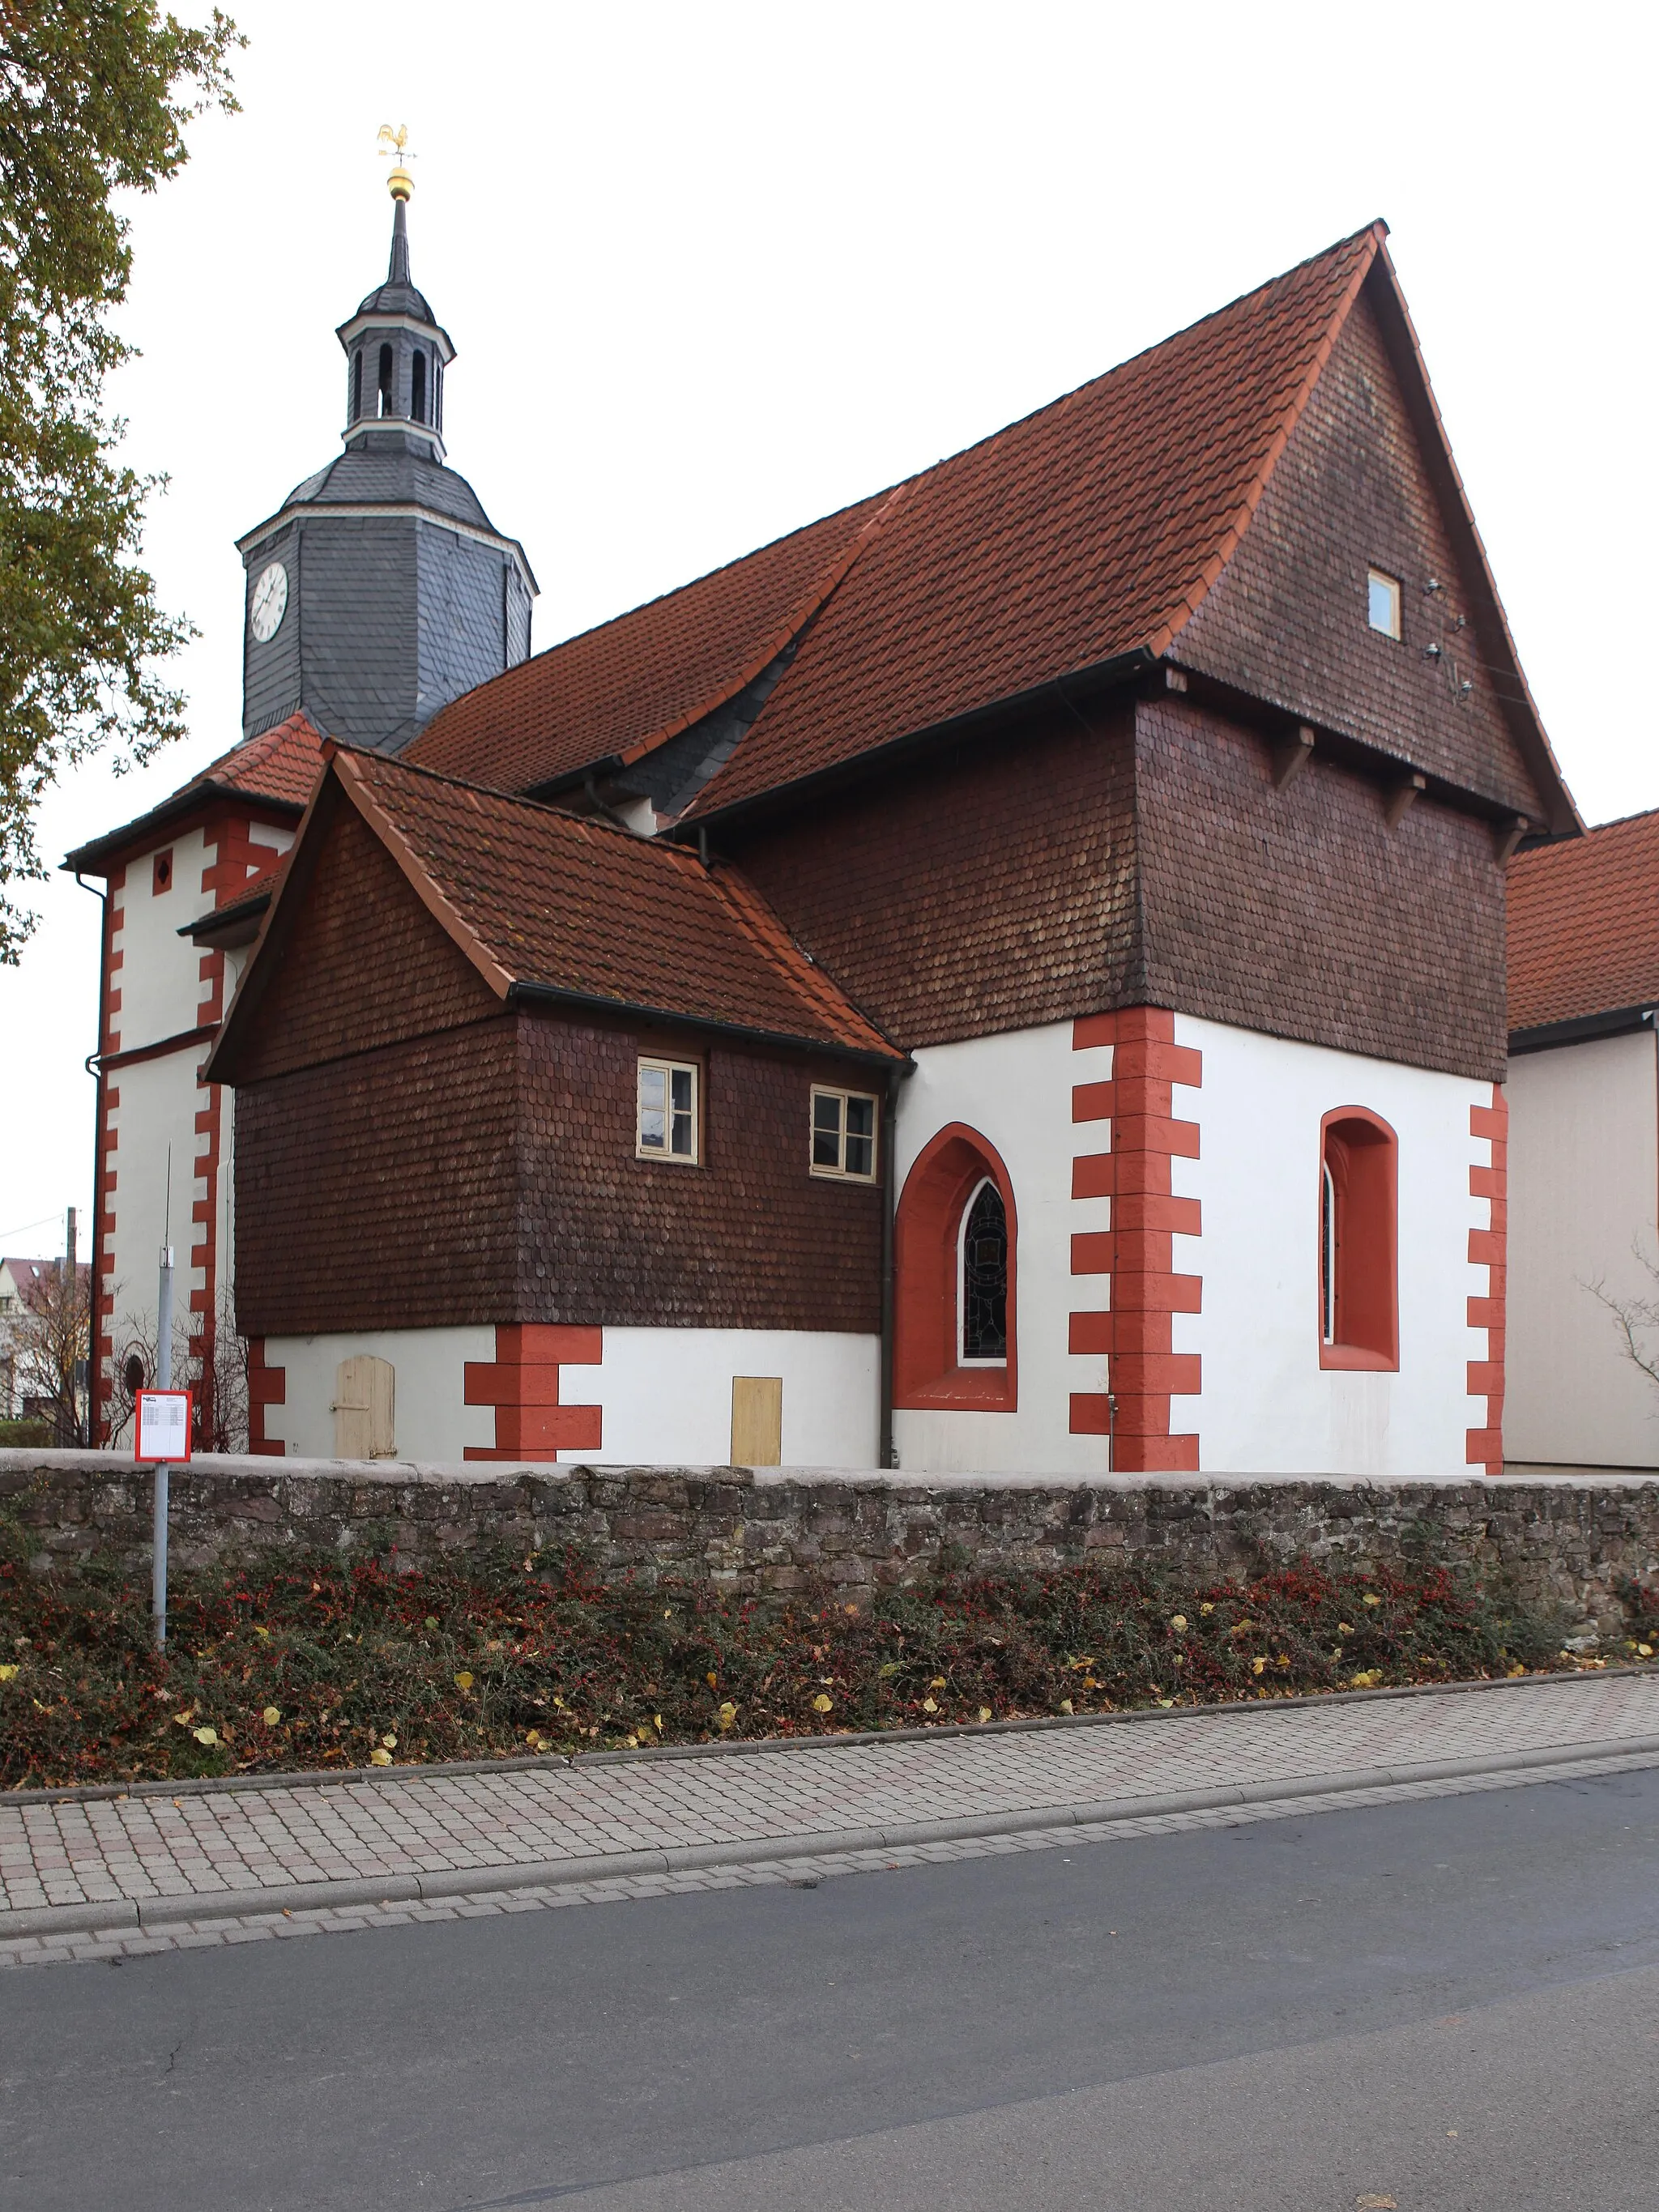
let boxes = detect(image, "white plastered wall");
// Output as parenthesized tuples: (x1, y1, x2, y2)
(259, 1325, 879, 1467)
(104, 1048, 212, 1370)
(891, 1018, 1111, 1477)
(1172, 1014, 1487, 1476)
(559, 1329, 879, 1467)
(261, 1328, 498, 1461)
(111, 826, 214, 1052)
(1505, 1028, 1659, 1468)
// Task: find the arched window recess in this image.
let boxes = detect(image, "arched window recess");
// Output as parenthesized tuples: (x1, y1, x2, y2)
(411, 349, 426, 424)
(1318, 1107, 1399, 1370)
(893, 1123, 1017, 1412)
(377, 342, 394, 417)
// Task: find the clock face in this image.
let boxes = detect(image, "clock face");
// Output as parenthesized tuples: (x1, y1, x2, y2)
(249, 561, 288, 643)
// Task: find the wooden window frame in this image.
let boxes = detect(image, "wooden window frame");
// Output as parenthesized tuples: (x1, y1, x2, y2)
(1367, 566, 1403, 640)
(636, 1055, 701, 1166)
(1318, 1106, 1399, 1371)
(808, 1085, 879, 1183)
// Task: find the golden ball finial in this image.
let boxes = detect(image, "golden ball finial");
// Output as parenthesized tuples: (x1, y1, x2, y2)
(376, 122, 414, 202)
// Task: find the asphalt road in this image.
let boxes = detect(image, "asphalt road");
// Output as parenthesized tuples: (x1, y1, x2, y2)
(6, 1767, 1659, 2212)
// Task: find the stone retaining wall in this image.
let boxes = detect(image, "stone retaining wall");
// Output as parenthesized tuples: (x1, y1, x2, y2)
(5, 1451, 1659, 1637)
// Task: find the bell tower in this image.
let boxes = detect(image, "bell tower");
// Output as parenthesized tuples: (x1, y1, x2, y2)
(236, 134, 535, 751)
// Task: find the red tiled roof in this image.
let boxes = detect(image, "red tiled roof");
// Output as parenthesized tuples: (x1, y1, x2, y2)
(404, 228, 1394, 820)
(63, 714, 325, 872)
(689, 228, 1385, 817)
(249, 746, 899, 1060)
(406, 493, 898, 791)
(1508, 809, 1659, 1032)
(193, 713, 326, 808)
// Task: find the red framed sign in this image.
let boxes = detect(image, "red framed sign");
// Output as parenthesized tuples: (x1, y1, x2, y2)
(134, 1389, 193, 1464)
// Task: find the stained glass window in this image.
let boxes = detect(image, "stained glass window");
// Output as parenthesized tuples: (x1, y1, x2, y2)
(961, 1178, 1009, 1362)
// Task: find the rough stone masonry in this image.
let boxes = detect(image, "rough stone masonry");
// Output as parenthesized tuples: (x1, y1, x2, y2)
(3, 1452, 1659, 1639)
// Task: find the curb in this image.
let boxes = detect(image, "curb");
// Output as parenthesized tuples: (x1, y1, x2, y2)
(6, 1730, 1659, 1945)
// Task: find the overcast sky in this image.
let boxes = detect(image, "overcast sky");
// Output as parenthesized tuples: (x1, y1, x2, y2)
(1, 0, 1652, 1259)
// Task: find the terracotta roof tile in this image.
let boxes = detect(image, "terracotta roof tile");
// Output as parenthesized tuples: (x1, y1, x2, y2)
(405, 494, 895, 792)
(403, 229, 1390, 822)
(328, 748, 898, 1059)
(1508, 809, 1659, 1032)
(688, 228, 1382, 817)
(194, 713, 326, 808)
(63, 713, 325, 872)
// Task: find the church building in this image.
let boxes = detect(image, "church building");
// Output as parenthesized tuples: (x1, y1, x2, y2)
(71, 194, 1584, 1477)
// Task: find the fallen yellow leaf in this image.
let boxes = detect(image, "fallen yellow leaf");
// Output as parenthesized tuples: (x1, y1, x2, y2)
(192, 1726, 218, 1746)
(261, 1705, 280, 1726)
(454, 1670, 475, 1691)
(1199, 1601, 1214, 1615)
(1059, 1698, 1074, 1715)
(1170, 1614, 1188, 1631)
(369, 1748, 392, 1766)
(654, 1713, 663, 1731)
(1362, 1593, 1382, 1607)
(1640, 1643, 1654, 1658)
(1355, 2197, 1397, 2210)
(1252, 1656, 1267, 1675)
(811, 1693, 833, 1713)
(921, 1697, 939, 1714)
(252, 1625, 270, 1640)
(718, 1700, 739, 1728)
(978, 1706, 992, 1723)
(929, 1676, 946, 1689)
(0, 1665, 17, 1682)
(1338, 1623, 1354, 1635)
(706, 1670, 719, 1687)
(381, 1733, 397, 1750)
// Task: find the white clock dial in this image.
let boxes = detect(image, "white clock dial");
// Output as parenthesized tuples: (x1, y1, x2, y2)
(249, 561, 288, 643)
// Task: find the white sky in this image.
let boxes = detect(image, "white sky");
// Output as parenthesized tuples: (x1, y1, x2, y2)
(1, 0, 1653, 1259)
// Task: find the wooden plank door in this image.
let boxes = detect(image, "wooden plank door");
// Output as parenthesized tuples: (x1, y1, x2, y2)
(730, 1376, 783, 1467)
(334, 1354, 395, 1459)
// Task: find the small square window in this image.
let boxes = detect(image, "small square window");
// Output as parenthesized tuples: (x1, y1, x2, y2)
(1367, 568, 1402, 639)
(637, 1057, 699, 1164)
(151, 849, 173, 895)
(810, 1086, 878, 1181)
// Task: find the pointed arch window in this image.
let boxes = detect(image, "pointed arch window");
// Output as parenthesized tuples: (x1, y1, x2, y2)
(412, 349, 426, 423)
(960, 1178, 1008, 1364)
(894, 1124, 1017, 1411)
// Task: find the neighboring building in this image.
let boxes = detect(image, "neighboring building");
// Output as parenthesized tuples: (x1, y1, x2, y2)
(203, 220, 1580, 1477)
(64, 173, 535, 1448)
(1506, 811, 1659, 1470)
(0, 1256, 92, 1437)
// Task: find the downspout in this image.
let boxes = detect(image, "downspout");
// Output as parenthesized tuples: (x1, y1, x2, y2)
(879, 1059, 912, 1471)
(74, 871, 107, 1446)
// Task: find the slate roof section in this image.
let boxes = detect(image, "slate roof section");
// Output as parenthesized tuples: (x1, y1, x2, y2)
(62, 714, 324, 872)
(1508, 809, 1659, 1034)
(271, 448, 497, 535)
(214, 746, 901, 1069)
(407, 491, 898, 792)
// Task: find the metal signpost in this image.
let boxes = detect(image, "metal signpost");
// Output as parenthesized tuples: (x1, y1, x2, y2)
(134, 1240, 191, 1648)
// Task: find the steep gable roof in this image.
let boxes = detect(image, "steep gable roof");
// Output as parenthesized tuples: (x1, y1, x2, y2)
(209, 746, 900, 1081)
(1508, 808, 1659, 1034)
(63, 713, 325, 873)
(406, 492, 899, 792)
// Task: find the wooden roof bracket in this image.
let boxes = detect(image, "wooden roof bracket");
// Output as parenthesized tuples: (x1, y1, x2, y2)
(1384, 772, 1427, 829)
(1494, 813, 1530, 865)
(1271, 725, 1316, 790)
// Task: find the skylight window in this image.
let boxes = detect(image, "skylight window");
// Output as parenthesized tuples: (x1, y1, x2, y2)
(1367, 568, 1402, 639)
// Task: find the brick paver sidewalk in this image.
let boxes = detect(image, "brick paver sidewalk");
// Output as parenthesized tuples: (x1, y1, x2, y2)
(6, 1672, 1659, 1925)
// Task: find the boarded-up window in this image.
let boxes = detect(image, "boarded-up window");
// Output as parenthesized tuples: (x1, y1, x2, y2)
(730, 1376, 782, 1467)
(333, 1354, 395, 1459)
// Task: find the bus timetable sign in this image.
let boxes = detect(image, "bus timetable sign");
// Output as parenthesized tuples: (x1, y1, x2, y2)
(134, 1388, 192, 1464)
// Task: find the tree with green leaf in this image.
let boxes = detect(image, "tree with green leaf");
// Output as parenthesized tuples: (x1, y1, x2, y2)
(0, 2, 241, 961)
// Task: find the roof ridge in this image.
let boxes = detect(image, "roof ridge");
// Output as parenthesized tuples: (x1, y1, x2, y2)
(329, 739, 710, 872)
